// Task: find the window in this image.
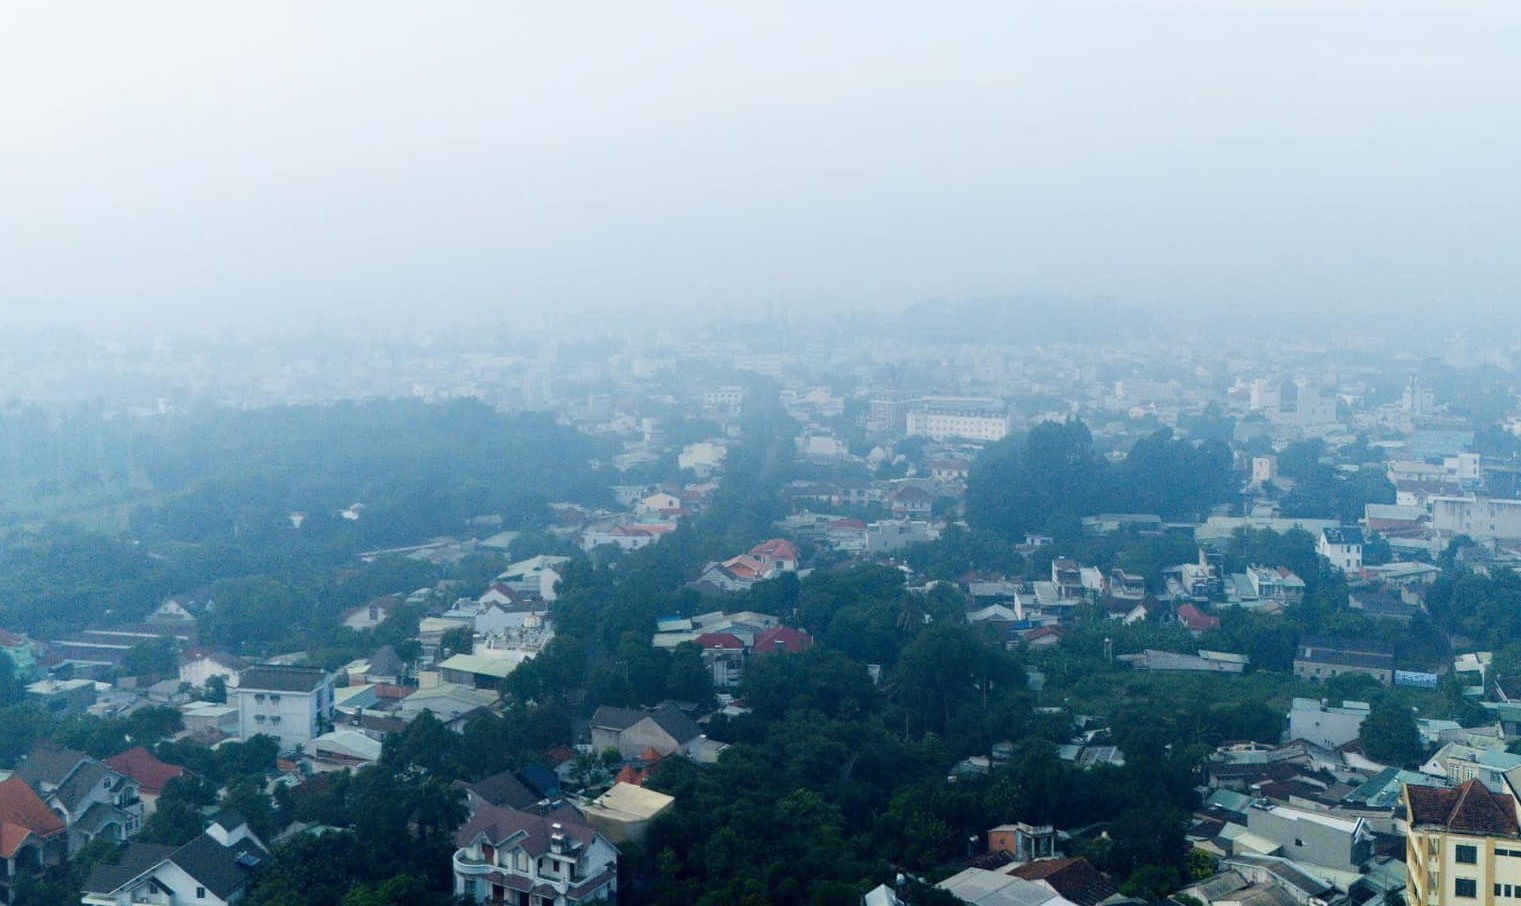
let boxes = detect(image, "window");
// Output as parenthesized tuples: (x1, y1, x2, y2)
(1458, 845, 1479, 864)
(197, 887, 206, 899)
(1456, 879, 1478, 898)
(1294, 838, 1304, 847)
(1496, 885, 1502, 897)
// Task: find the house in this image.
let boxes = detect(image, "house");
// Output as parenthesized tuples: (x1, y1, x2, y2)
(1244, 802, 1373, 873)
(496, 555, 571, 602)
(1009, 857, 1122, 906)
(0, 775, 67, 900)
(1404, 779, 1521, 906)
(936, 867, 1081, 906)
(1178, 603, 1221, 634)
(14, 743, 143, 852)
(339, 595, 398, 631)
(0, 628, 39, 681)
(1318, 527, 1365, 574)
(80, 813, 268, 906)
(179, 649, 243, 691)
(589, 705, 702, 759)
(635, 492, 682, 516)
(1293, 637, 1394, 686)
(1108, 570, 1146, 601)
(438, 654, 518, 689)
(103, 747, 185, 815)
(461, 770, 542, 812)
(888, 485, 934, 517)
(751, 625, 812, 656)
(234, 665, 336, 751)
(308, 729, 384, 769)
(928, 459, 972, 483)
(748, 538, 799, 572)
(452, 801, 619, 905)
(580, 781, 676, 844)
(1244, 567, 1306, 604)
(26, 677, 97, 715)
(1286, 698, 1372, 751)
(693, 555, 777, 593)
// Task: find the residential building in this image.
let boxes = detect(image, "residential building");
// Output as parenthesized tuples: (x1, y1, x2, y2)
(178, 648, 243, 690)
(1293, 637, 1394, 686)
(905, 396, 1013, 443)
(1287, 698, 1372, 751)
(452, 802, 618, 905)
(580, 781, 676, 844)
(1405, 779, 1521, 906)
(80, 813, 268, 906)
(0, 775, 67, 901)
(1318, 527, 1365, 574)
(103, 747, 185, 816)
(936, 867, 1081, 906)
(1244, 802, 1373, 873)
(234, 665, 335, 751)
(1009, 857, 1122, 906)
(589, 705, 702, 759)
(15, 744, 142, 853)
(496, 555, 571, 602)
(1432, 497, 1521, 543)
(1245, 566, 1306, 604)
(0, 628, 39, 681)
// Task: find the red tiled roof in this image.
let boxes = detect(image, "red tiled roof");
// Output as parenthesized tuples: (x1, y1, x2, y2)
(1408, 779, 1521, 836)
(695, 633, 744, 650)
(1177, 603, 1220, 631)
(749, 538, 799, 561)
(104, 746, 186, 794)
(1024, 626, 1066, 642)
(753, 625, 812, 655)
(0, 776, 66, 859)
(1011, 857, 1119, 906)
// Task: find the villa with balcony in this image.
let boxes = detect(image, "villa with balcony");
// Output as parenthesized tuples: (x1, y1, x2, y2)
(453, 801, 618, 905)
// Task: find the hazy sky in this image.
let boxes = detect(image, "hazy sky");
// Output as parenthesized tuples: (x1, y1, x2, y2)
(3, 2, 1519, 334)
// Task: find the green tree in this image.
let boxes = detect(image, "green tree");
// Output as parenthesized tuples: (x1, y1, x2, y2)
(1360, 695, 1425, 768)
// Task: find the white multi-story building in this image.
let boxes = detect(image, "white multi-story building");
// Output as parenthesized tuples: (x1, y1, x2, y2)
(1433, 497, 1521, 542)
(234, 665, 334, 751)
(1317, 527, 1365, 573)
(905, 397, 1012, 442)
(453, 803, 619, 905)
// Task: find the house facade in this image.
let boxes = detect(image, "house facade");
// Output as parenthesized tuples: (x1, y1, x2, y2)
(81, 815, 268, 906)
(15, 744, 143, 853)
(1405, 780, 1521, 906)
(1318, 527, 1365, 574)
(0, 775, 67, 902)
(234, 665, 335, 751)
(453, 802, 618, 905)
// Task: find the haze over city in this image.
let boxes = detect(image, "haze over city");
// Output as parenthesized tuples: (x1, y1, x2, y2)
(5, 1, 1521, 335)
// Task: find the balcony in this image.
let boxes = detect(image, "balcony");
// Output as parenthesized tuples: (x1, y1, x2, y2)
(453, 852, 494, 876)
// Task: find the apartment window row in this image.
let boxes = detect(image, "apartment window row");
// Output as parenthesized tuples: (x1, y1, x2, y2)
(1495, 884, 1521, 897)
(1499, 849, 1521, 858)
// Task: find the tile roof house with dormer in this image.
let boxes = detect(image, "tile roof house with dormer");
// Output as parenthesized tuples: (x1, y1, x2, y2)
(80, 812, 267, 906)
(15, 743, 142, 853)
(452, 802, 618, 905)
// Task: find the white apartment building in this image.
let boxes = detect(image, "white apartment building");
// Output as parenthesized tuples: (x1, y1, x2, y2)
(905, 397, 1012, 442)
(234, 665, 334, 751)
